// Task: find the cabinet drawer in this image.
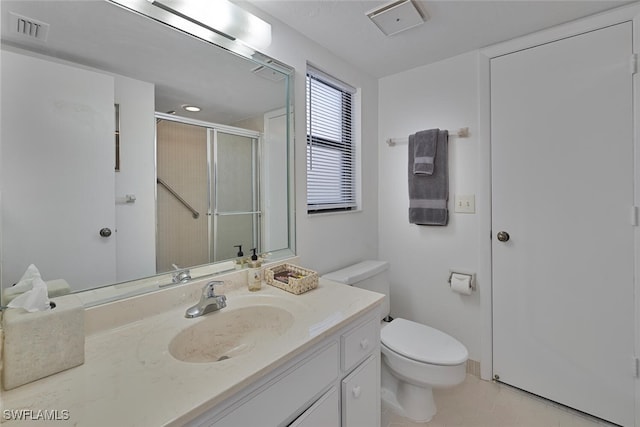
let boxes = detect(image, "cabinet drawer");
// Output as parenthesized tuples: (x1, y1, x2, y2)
(212, 342, 338, 427)
(341, 319, 378, 371)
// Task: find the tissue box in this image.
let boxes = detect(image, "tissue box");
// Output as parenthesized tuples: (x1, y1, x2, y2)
(2, 294, 84, 390)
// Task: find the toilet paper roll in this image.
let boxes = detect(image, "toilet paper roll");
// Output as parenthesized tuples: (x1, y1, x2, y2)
(450, 273, 473, 295)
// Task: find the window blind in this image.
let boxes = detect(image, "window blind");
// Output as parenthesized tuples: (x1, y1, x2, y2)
(306, 66, 356, 213)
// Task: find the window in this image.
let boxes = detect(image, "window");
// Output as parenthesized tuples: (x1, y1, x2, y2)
(306, 66, 356, 213)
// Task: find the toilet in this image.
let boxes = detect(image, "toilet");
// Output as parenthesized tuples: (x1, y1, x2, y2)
(323, 260, 468, 422)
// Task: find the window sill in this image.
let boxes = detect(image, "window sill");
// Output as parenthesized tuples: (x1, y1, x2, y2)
(306, 208, 362, 218)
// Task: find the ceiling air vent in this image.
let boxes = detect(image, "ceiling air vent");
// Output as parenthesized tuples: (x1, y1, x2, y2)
(251, 60, 287, 82)
(366, 0, 426, 36)
(251, 65, 286, 82)
(9, 12, 50, 42)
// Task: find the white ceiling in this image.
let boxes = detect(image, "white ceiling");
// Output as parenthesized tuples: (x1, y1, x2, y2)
(2, 0, 632, 122)
(245, 0, 633, 78)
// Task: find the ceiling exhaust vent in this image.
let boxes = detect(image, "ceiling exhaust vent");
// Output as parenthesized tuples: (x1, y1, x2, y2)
(366, 0, 426, 36)
(251, 60, 287, 82)
(9, 12, 50, 42)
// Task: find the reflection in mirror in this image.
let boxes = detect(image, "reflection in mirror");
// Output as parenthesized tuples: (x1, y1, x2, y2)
(0, 0, 294, 305)
(155, 116, 262, 271)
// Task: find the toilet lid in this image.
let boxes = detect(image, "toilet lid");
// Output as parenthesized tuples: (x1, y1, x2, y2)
(381, 318, 468, 366)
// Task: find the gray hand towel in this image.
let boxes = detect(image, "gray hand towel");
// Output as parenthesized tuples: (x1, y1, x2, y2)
(413, 129, 438, 175)
(408, 129, 449, 225)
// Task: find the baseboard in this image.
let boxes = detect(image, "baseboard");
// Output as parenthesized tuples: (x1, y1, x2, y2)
(466, 359, 480, 377)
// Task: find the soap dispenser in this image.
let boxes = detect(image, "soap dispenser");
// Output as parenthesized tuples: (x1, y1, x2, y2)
(234, 245, 246, 270)
(247, 248, 262, 291)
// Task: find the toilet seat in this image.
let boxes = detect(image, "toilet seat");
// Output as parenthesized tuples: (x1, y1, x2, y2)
(381, 318, 468, 366)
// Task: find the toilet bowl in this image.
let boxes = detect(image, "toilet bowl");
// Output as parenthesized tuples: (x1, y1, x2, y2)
(323, 260, 468, 422)
(380, 318, 467, 421)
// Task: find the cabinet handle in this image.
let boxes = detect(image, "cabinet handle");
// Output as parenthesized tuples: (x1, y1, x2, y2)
(360, 339, 369, 350)
(352, 385, 361, 399)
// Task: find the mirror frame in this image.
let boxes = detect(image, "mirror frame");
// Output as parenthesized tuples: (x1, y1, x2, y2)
(1, 0, 296, 307)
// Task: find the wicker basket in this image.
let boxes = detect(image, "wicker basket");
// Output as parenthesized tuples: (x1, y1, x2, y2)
(265, 264, 319, 295)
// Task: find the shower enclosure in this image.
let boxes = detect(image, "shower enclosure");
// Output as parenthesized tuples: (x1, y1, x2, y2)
(156, 116, 261, 272)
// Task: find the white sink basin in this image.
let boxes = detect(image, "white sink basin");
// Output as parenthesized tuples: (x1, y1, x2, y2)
(169, 305, 294, 363)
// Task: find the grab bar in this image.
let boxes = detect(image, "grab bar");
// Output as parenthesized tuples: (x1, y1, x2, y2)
(156, 177, 200, 219)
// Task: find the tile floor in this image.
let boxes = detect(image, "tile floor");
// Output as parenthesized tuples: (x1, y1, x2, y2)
(382, 375, 616, 427)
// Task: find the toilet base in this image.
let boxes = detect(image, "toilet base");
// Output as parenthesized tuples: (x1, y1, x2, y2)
(398, 381, 436, 422)
(381, 365, 437, 422)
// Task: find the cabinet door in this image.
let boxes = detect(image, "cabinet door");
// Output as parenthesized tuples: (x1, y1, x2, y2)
(289, 387, 339, 427)
(341, 355, 379, 427)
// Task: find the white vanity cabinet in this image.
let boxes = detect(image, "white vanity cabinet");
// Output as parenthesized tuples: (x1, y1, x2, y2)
(186, 308, 381, 427)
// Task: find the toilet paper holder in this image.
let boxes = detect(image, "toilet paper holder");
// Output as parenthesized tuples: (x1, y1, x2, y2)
(448, 271, 476, 291)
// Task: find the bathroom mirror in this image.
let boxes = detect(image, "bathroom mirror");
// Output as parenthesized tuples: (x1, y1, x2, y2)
(0, 0, 295, 305)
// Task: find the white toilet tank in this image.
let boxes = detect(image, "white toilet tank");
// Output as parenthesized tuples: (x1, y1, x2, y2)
(323, 260, 390, 319)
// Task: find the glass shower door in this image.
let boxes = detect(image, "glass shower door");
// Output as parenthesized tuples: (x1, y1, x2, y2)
(210, 129, 260, 262)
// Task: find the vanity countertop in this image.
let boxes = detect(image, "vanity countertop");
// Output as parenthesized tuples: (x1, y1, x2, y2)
(1, 276, 383, 426)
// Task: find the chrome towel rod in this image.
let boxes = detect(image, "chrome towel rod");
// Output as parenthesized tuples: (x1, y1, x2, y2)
(386, 127, 469, 146)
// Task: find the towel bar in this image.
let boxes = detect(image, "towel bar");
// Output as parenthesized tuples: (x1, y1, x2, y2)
(386, 127, 469, 146)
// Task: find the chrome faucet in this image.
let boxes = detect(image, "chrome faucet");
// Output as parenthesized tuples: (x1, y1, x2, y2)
(172, 268, 191, 284)
(185, 281, 227, 318)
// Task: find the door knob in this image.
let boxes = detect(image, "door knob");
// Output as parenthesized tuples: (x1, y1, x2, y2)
(497, 231, 510, 242)
(99, 227, 112, 237)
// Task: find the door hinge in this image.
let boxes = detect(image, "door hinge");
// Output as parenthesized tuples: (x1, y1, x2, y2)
(632, 206, 639, 226)
(631, 54, 638, 75)
(634, 357, 639, 378)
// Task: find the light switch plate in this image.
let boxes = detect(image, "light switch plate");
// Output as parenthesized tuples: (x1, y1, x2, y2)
(454, 194, 475, 214)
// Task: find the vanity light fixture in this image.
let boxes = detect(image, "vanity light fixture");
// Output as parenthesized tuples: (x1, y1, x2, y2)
(366, 0, 426, 36)
(182, 105, 201, 112)
(146, 0, 271, 50)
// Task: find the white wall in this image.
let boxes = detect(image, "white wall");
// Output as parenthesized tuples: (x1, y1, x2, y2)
(378, 52, 482, 361)
(263, 109, 289, 252)
(246, 5, 380, 274)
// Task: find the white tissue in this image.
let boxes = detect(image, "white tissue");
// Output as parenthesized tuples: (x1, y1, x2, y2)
(7, 274, 51, 312)
(12, 263, 42, 292)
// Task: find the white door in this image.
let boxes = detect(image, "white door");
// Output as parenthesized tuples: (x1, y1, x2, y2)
(1, 51, 117, 291)
(491, 23, 635, 426)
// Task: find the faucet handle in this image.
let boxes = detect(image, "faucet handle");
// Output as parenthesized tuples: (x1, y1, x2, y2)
(203, 281, 225, 297)
(172, 268, 191, 284)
